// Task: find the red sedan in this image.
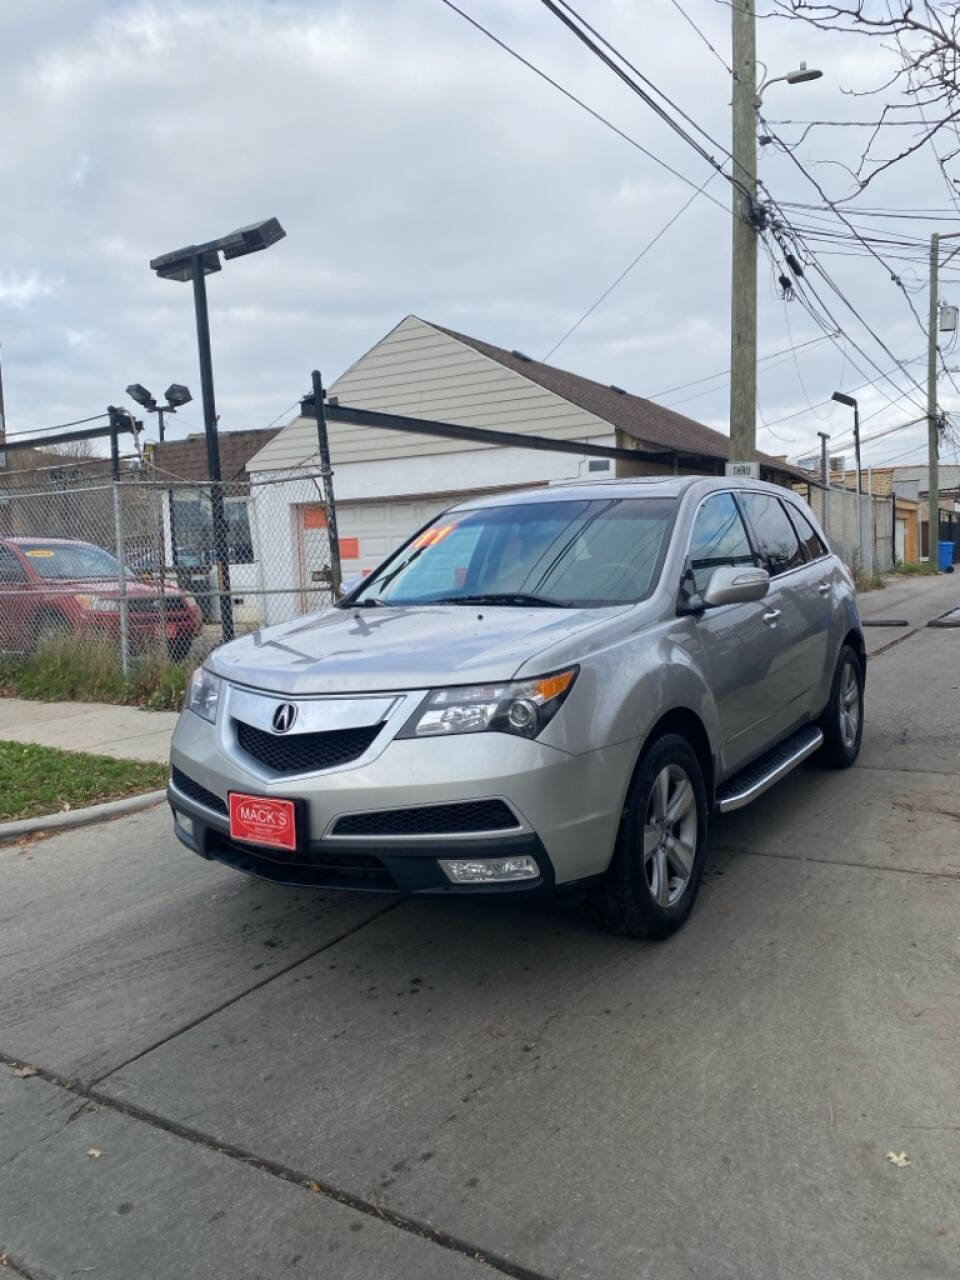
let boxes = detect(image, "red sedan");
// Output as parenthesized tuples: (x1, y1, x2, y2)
(0, 537, 203, 659)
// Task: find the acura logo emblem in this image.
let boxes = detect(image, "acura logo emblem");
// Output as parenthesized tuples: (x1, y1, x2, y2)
(272, 702, 298, 734)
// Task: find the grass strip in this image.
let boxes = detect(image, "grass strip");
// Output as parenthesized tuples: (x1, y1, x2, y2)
(0, 740, 168, 823)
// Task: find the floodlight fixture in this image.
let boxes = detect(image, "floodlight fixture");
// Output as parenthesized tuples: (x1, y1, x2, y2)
(164, 383, 192, 408)
(126, 382, 157, 410)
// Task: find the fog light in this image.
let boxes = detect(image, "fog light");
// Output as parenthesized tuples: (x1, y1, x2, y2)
(439, 855, 539, 884)
(174, 810, 194, 839)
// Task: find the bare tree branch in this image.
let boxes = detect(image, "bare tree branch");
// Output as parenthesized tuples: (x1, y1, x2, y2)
(759, 1, 960, 197)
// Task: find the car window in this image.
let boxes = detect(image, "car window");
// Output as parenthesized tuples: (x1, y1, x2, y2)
(354, 498, 677, 607)
(687, 493, 755, 594)
(740, 493, 805, 576)
(787, 504, 829, 560)
(0, 547, 27, 583)
(11, 543, 121, 580)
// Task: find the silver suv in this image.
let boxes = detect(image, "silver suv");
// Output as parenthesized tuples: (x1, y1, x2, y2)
(168, 476, 864, 939)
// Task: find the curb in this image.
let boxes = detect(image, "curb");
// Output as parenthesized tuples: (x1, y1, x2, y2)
(927, 608, 960, 628)
(0, 789, 167, 843)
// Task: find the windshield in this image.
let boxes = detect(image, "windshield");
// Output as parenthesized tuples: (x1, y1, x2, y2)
(351, 497, 676, 608)
(17, 543, 122, 580)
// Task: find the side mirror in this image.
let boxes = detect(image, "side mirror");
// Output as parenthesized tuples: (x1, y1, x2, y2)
(676, 564, 705, 616)
(702, 564, 770, 607)
(338, 574, 363, 600)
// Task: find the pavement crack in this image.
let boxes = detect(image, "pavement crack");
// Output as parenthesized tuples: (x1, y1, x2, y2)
(0, 1249, 39, 1279)
(711, 844, 960, 881)
(0, 1052, 556, 1280)
(88, 899, 404, 1088)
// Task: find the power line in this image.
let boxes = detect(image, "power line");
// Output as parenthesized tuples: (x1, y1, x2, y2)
(543, 172, 717, 360)
(764, 212, 929, 415)
(759, 122, 933, 353)
(666, 0, 731, 72)
(437, 0, 730, 213)
(262, 399, 302, 431)
(646, 332, 834, 401)
(664, 342, 839, 410)
(539, 0, 745, 191)
(761, 352, 924, 431)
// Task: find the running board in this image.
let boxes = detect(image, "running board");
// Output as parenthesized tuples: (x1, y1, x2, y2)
(715, 725, 823, 814)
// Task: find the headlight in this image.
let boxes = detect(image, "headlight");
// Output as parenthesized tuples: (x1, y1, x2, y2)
(398, 667, 577, 740)
(73, 594, 120, 612)
(186, 667, 221, 723)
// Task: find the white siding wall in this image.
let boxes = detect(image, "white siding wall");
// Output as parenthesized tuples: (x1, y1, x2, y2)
(247, 315, 614, 473)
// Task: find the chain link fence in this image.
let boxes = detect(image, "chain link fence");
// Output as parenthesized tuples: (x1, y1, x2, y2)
(0, 465, 334, 666)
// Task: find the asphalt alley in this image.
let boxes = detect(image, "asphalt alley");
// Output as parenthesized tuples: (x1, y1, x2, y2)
(1, 596, 958, 1279)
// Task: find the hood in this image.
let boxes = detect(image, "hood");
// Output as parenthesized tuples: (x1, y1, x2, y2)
(208, 603, 626, 695)
(31, 576, 176, 598)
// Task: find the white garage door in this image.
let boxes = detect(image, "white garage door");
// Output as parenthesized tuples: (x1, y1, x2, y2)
(336, 494, 484, 577)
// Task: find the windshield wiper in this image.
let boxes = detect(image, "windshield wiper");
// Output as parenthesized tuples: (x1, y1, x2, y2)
(421, 592, 568, 608)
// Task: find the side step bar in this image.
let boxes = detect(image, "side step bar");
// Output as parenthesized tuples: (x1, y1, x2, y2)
(715, 724, 823, 814)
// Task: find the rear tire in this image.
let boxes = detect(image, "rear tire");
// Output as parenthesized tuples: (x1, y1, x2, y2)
(818, 644, 864, 768)
(593, 734, 708, 940)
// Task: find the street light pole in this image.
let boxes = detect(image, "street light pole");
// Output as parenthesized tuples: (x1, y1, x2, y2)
(190, 252, 234, 643)
(831, 391, 862, 564)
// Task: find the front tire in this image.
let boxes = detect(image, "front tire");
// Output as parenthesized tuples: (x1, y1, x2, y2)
(594, 734, 708, 940)
(818, 644, 864, 768)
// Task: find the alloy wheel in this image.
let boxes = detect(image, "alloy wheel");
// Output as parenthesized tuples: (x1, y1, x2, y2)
(839, 660, 861, 751)
(643, 764, 698, 907)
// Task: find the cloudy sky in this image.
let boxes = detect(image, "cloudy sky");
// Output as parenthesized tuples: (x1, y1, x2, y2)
(2, 0, 958, 472)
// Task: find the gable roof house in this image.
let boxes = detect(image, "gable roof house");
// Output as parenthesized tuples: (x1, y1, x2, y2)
(245, 316, 803, 616)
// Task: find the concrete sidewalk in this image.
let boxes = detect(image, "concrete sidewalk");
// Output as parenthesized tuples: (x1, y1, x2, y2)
(0, 698, 177, 763)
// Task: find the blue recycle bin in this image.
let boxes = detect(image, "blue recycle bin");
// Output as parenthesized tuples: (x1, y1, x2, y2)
(938, 540, 954, 572)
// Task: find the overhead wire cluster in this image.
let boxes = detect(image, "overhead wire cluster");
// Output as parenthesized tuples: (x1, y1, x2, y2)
(440, 0, 956, 461)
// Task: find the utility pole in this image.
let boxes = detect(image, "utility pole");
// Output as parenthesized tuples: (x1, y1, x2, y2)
(728, 7, 822, 469)
(729, 0, 757, 465)
(928, 232, 941, 569)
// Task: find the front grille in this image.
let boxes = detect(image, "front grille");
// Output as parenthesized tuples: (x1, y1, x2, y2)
(171, 766, 228, 815)
(207, 833, 398, 891)
(234, 720, 383, 775)
(332, 799, 520, 837)
(128, 595, 188, 615)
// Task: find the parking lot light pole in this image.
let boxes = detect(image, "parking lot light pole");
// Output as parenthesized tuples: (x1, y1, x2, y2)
(127, 383, 193, 571)
(149, 219, 286, 643)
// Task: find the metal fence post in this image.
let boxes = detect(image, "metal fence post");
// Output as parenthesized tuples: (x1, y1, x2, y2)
(310, 370, 342, 600)
(112, 479, 130, 676)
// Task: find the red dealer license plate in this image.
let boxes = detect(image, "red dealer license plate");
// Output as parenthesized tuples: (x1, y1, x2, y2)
(229, 793, 297, 852)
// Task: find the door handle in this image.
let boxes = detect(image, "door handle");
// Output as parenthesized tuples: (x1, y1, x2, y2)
(762, 608, 781, 625)
(818, 583, 831, 595)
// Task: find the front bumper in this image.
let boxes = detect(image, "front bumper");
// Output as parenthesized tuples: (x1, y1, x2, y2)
(168, 701, 637, 893)
(168, 792, 554, 896)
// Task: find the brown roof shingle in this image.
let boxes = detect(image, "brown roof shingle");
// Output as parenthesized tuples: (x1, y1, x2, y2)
(149, 427, 282, 485)
(430, 321, 803, 480)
